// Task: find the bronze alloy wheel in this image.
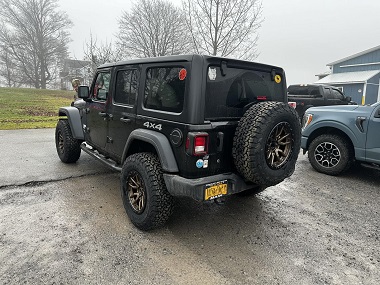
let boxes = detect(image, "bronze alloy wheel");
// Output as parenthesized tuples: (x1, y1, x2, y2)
(120, 153, 174, 230)
(126, 171, 146, 214)
(314, 141, 341, 168)
(232, 102, 301, 186)
(265, 122, 293, 169)
(55, 120, 81, 163)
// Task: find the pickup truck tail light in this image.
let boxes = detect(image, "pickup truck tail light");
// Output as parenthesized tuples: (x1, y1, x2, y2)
(186, 133, 209, 156)
(288, 101, 297, 109)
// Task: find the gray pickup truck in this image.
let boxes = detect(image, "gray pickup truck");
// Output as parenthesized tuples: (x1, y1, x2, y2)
(301, 102, 380, 175)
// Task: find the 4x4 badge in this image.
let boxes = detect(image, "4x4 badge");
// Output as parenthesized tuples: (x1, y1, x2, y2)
(143, 121, 162, 131)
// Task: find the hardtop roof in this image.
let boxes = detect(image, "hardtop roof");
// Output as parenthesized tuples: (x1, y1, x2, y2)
(97, 54, 283, 71)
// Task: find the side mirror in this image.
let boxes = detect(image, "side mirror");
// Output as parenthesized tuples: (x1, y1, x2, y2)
(375, 108, 380, 118)
(78, 85, 90, 100)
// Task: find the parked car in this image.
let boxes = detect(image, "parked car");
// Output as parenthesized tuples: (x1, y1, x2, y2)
(287, 84, 356, 120)
(55, 54, 301, 230)
(301, 102, 380, 175)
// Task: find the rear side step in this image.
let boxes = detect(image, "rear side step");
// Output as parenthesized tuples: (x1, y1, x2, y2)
(81, 143, 122, 172)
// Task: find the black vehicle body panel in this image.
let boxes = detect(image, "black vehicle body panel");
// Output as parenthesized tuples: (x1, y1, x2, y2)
(61, 54, 290, 200)
(287, 84, 354, 119)
(58, 107, 84, 140)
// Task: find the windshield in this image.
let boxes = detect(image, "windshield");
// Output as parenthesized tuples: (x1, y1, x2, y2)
(205, 65, 285, 120)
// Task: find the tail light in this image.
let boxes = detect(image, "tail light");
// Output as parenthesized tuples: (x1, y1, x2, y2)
(186, 132, 209, 156)
(288, 101, 297, 109)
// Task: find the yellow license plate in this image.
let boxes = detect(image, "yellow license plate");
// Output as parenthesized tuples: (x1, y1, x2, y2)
(205, 183, 227, 200)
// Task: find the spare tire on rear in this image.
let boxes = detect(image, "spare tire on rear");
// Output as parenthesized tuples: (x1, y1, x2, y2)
(232, 101, 301, 186)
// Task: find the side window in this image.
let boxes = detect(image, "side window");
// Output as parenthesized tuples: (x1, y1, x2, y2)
(308, 86, 320, 96)
(331, 89, 344, 100)
(93, 72, 111, 101)
(324, 87, 333, 99)
(144, 66, 186, 113)
(114, 70, 138, 105)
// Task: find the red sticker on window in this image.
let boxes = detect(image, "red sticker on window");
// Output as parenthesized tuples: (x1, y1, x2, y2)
(179, 68, 187, 81)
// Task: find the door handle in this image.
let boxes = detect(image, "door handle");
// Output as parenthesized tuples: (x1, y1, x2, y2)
(120, 118, 131, 124)
(98, 112, 107, 117)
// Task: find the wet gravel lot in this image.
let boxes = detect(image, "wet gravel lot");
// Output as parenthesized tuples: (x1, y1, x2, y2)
(0, 129, 379, 284)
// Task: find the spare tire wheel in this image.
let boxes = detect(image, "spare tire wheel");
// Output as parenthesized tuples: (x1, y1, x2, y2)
(232, 101, 301, 186)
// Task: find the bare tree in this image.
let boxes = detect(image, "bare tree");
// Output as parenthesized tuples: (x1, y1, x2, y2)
(0, 0, 72, 89)
(182, 0, 263, 60)
(117, 0, 193, 58)
(83, 33, 122, 75)
(0, 45, 19, 87)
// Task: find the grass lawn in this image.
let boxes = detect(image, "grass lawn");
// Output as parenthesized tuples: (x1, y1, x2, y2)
(0, 87, 74, 130)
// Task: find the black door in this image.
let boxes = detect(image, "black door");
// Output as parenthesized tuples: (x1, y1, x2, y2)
(106, 68, 139, 162)
(85, 71, 112, 150)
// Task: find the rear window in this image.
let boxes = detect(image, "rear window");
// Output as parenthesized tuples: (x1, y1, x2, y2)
(288, 85, 321, 96)
(205, 66, 284, 120)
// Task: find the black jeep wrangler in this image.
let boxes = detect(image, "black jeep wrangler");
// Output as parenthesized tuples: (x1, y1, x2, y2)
(55, 55, 301, 230)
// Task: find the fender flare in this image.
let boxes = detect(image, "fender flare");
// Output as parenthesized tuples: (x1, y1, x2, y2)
(122, 129, 179, 173)
(58, 107, 84, 140)
(305, 120, 359, 149)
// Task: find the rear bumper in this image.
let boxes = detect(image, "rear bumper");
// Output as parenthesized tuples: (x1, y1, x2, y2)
(163, 172, 258, 202)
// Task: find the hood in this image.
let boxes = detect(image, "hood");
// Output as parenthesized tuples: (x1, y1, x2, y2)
(305, 104, 378, 121)
(306, 105, 360, 113)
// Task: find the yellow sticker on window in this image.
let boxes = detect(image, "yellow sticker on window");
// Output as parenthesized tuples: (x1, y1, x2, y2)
(274, 75, 282, 83)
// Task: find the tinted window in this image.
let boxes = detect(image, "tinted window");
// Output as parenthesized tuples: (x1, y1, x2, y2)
(93, 72, 111, 101)
(288, 86, 307, 95)
(324, 87, 333, 99)
(205, 66, 284, 119)
(331, 89, 344, 100)
(114, 70, 138, 105)
(288, 85, 321, 96)
(144, 67, 186, 113)
(309, 87, 320, 96)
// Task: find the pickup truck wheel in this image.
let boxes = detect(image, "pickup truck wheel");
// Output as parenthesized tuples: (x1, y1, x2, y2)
(121, 153, 174, 231)
(55, 119, 81, 163)
(232, 101, 301, 186)
(308, 134, 353, 175)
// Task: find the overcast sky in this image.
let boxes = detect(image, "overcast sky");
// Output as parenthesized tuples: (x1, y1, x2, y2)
(59, 0, 380, 85)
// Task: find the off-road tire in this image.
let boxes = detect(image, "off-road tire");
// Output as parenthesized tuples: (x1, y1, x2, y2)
(308, 134, 354, 175)
(55, 119, 81, 163)
(121, 153, 174, 231)
(232, 101, 301, 186)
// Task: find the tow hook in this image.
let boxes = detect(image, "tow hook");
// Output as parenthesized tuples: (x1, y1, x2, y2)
(214, 197, 226, 205)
